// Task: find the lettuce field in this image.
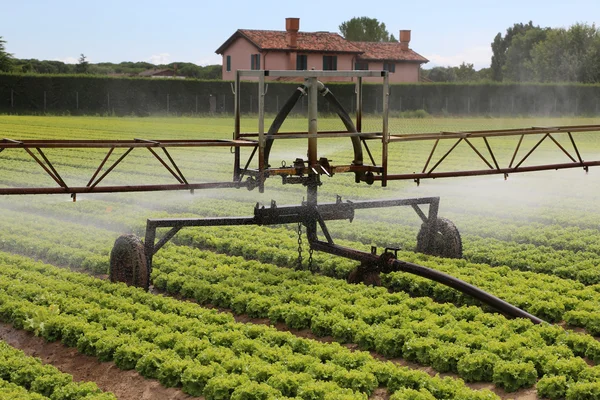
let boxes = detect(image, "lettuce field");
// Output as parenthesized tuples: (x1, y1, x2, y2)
(0, 115, 600, 400)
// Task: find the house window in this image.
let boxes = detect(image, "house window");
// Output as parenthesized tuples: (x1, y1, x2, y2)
(383, 61, 396, 73)
(226, 55, 231, 72)
(296, 54, 308, 70)
(250, 54, 261, 70)
(323, 55, 337, 71)
(355, 62, 368, 70)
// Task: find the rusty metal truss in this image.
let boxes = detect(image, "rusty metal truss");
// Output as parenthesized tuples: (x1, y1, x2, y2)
(0, 138, 257, 196)
(377, 125, 600, 183)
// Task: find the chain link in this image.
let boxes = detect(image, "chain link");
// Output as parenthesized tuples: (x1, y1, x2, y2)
(296, 222, 303, 270)
(308, 247, 314, 271)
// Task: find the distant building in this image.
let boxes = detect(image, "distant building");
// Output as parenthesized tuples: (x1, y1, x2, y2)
(215, 18, 428, 82)
(138, 69, 185, 79)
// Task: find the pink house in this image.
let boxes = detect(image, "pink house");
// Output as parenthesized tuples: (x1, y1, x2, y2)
(215, 18, 428, 83)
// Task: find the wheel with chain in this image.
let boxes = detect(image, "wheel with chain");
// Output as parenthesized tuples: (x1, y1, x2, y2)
(109, 234, 149, 289)
(416, 217, 462, 259)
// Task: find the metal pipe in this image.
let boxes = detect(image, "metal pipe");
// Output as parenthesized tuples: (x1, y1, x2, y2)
(0, 181, 247, 195)
(307, 77, 318, 167)
(377, 160, 600, 181)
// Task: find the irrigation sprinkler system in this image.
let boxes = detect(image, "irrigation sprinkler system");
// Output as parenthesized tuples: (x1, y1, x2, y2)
(3, 70, 600, 325)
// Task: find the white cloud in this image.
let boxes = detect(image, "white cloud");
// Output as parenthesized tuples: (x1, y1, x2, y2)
(147, 53, 171, 65)
(424, 45, 492, 70)
(196, 54, 221, 66)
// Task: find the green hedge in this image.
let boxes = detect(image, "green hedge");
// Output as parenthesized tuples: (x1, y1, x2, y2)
(1, 73, 599, 116)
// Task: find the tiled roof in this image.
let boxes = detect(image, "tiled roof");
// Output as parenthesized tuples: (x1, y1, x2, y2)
(216, 30, 363, 54)
(351, 41, 428, 63)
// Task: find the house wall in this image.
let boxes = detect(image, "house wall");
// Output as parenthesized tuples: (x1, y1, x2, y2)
(222, 40, 361, 82)
(361, 61, 421, 83)
(221, 37, 263, 81)
(221, 38, 421, 83)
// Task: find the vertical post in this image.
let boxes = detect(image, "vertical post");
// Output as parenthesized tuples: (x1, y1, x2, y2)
(307, 76, 318, 168)
(305, 76, 320, 248)
(144, 223, 157, 291)
(355, 77, 362, 132)
(167, 94, 170, 114)
(43, 91, 47, 112)
(76, 92, 79, 110)
(382, 72, 390, 187)
(258, 72, 266, 192)
(233, 71, 241, 181)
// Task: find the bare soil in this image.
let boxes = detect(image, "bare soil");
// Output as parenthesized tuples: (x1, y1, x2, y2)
(0, 322, 194, 400)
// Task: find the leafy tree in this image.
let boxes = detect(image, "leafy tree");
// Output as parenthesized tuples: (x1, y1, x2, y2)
(530, 23, 600, 82)
(339, 17, 395, 42)
(424, 67, 457, 82)
(455, 62, 478, 82)
(422, 64, 490, 82)
(0, 36, 13, 72)
(75, 53, 89, 74)
(502, 27, 548, 82)
(490, 21, 537, 81)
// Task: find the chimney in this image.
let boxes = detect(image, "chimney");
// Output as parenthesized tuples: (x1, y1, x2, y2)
(399, 30, 411, 51)
(286, 17, 300, 48)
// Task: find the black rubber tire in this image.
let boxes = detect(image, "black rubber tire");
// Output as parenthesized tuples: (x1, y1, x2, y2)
(416, 217, 463, 259)
(109, 234, 149, 289)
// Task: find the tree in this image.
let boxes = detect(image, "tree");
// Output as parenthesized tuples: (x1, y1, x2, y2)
(424, 67, 457, 82)
(530, 23, 600, 82)
(75, 53, 89, 74)
(490, 21, 537, 81)
(339, 17, 395, 42)
(0, 36, 13, 72)
(502, 27, 548, 82)
(455, 63, 478, 82)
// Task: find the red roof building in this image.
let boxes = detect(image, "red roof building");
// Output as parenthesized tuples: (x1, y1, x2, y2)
(215, 18, 428, 83)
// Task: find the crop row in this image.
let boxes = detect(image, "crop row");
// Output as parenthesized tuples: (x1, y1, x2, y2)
(325, 214, 600, 285)
(168, 223, 600, 332)
(4, 204, 600, 337)
(0, 339, 115, 400)
(151, 244, 600, 396)
(0, 251, 497, 400)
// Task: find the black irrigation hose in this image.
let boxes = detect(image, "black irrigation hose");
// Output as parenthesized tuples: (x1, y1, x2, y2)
(264, 85, 307, 166)
(311, 240, 546, 325)
(389, 258, 546, 324)
(317, 85, 363, 167)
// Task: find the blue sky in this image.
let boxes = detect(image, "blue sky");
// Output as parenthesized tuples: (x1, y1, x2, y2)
(2, 0, 598, 70)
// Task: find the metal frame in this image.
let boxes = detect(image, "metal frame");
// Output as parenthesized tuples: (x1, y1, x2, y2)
(4, 70, 597, 325)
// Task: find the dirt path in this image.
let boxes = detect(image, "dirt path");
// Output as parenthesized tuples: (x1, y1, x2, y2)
(0, 323, 194, 400)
